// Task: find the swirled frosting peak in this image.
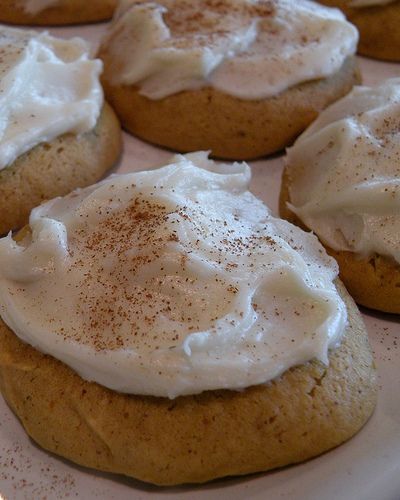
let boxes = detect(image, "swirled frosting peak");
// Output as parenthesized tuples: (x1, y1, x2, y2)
(0, 27, 103, 170)
(100, 0, 358, 100)
(0, 153, 347, 398)
(286, 78, 400, 264)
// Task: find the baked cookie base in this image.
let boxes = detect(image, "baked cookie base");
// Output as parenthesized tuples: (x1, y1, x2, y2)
(0, 0, 117, 25)
(0, 102, 122, 235)
(279, 168, 400, 314)
(319, 1, 400, 61)
(0, 282, 376, 485)
(99, 56, 361, 160)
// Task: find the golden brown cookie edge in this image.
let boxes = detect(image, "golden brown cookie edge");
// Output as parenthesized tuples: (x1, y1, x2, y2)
(98, 54, 361, 160)
(0, 281, 377, 485)
(0, 0, 117, 25)
(319, 0, 400, 61)
(0, 102, 122, 236)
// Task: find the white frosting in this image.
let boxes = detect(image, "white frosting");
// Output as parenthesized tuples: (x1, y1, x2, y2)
(286, 78, 400, 265)
(101, 0, 358, 100)
(18, 0, 59, 14)
(349, 0, 396, 7)
(0, 27, 103, 171)
(0, 153, 347, 398)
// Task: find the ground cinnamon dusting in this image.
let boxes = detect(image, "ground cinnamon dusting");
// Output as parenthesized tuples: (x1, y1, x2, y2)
(51, 192, 281, 353)
(156, 0, 276, 48)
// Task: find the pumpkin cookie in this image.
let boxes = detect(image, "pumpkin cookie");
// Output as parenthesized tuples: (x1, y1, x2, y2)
(99, 0, 360, 160)
(319, 0, 400, 61)
(0, 27, 122, 234)
(0, 153, 376, 485)
(1, 104, 122, 236)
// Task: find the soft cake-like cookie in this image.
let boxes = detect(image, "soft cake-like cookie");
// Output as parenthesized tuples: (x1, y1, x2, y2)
(0, 153, 376, 485)
(318, 0, 400, 61)
(99, 0, 360, 160)
(0, 27, 122, 235)
(280, 79, 400, 313)
(0, 0, 117, 25)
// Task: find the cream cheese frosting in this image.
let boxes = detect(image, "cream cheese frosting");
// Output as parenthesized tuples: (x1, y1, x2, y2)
(0, 153, 347, 398)
(101, 0, 358, 100)
(18, 0, 59, 14)
(286, 78, 400, 265)
(0, 27, 103, 171)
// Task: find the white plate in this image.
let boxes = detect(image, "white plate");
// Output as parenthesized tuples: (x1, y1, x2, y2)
(1, 23, 400, 500)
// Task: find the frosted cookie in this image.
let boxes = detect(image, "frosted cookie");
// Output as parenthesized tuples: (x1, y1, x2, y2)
(0, 153, 376, 485)
(98, 0, 360, 160)
(280, 79, 400, 313)
(0, 27, 122, 235)
(318, 0, 400, 60)
(0, 0, 118, 25)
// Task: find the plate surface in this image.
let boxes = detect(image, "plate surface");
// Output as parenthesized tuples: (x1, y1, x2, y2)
(1, 23, 400, 500)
